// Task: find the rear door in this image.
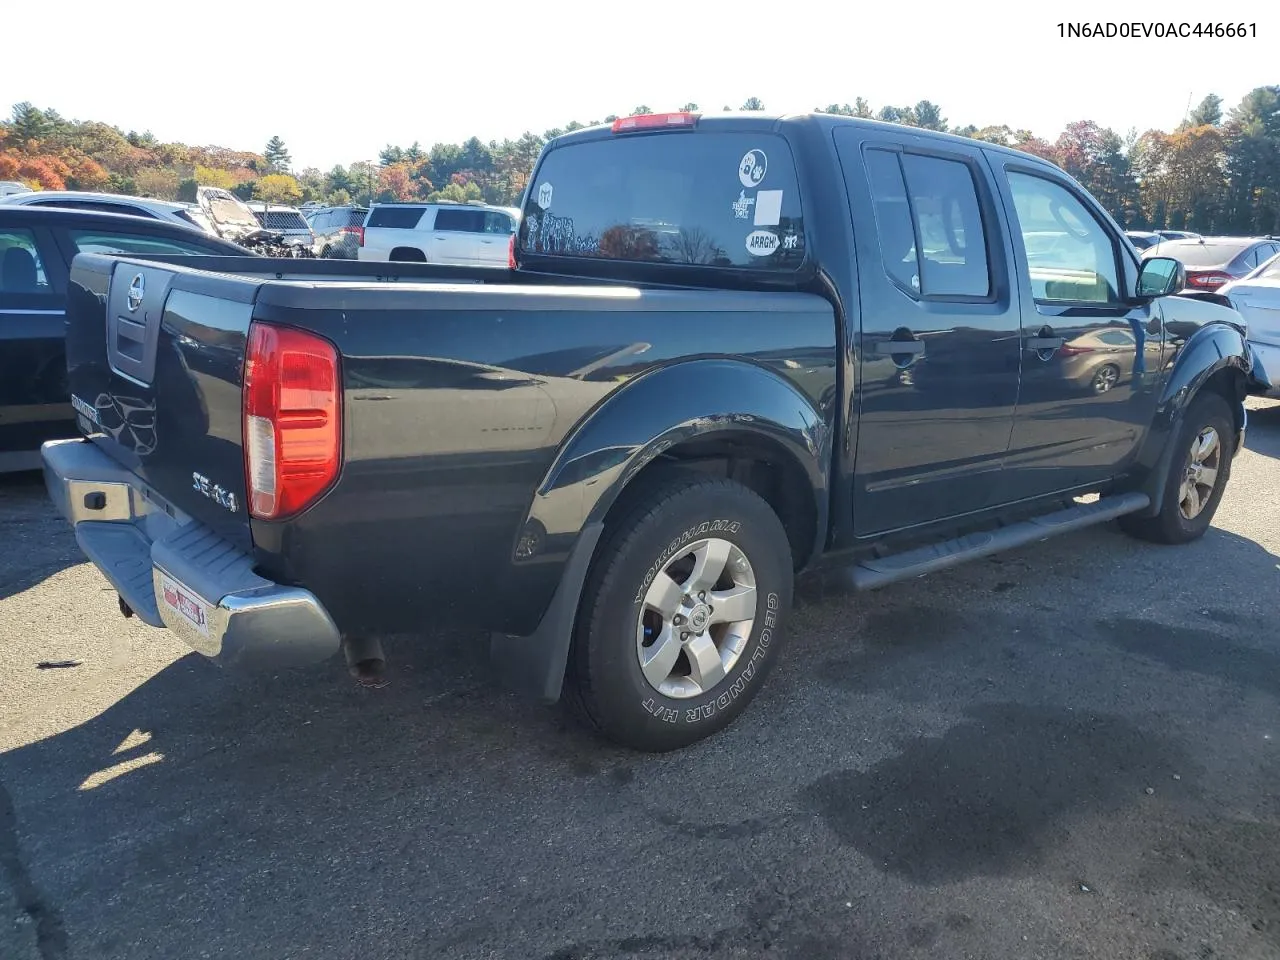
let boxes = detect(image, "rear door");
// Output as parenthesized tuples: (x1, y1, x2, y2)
(479, 210, 515, 265)
(988, 159, 1160, 499)
(834, 127, 1023, 536)
(430, 207, 486, 263)
(0, 224, 72, 463)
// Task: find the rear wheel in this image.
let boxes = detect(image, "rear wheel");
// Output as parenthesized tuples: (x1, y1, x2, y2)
(1119, 391, 1234, 545)
(568, 476, 793, 752)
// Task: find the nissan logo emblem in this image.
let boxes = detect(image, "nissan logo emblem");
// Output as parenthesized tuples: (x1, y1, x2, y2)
(126, 273, 145, 312)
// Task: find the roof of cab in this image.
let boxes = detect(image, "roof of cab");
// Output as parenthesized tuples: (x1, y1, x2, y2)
(546, 110, 1061, 169)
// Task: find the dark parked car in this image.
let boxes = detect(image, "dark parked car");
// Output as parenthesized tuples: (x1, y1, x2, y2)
(305, 204, 369, 258)
(41, 112, 1253, 752)
(1125, 230, 1162, 252)
(0, 206, 250, 471)
(1144, 235, 1280, 292)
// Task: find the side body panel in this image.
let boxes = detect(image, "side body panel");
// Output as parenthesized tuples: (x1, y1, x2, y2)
(247, 285, 838, 638)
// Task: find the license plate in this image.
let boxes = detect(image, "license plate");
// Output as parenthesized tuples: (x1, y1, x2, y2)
(157, 572, 211, 637)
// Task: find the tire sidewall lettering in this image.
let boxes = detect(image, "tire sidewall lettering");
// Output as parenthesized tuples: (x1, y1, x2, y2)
(632, 519, 741, 604)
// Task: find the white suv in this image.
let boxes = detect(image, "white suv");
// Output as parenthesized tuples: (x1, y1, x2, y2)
(357, 202, 517, 267)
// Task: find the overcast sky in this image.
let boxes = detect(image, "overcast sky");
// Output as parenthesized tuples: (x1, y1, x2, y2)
(4, 0, 1276, 170)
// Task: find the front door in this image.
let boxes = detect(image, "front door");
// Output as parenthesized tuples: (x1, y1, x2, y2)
(835, 128, 1023, 536)
(991, 162, 1163, 500)
(0, 224, 72, 468)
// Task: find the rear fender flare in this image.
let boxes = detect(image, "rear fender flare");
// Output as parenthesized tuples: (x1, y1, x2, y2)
(524, 358, 831, 568)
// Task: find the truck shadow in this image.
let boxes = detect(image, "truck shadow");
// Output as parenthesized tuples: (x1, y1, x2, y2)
(0, 470, 78, 602)
(2, 513, 1278, 957)
(1245, 399, 1280, 459)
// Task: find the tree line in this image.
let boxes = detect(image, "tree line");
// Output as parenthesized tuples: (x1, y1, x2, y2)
(2, 89, 1277, 234)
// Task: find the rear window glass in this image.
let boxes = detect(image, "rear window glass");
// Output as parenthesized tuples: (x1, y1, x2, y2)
(260, 211, 309, 231)
(367, 206, 426, 229)
(1165, 242, 1249, 267)
(520, 131, 805, 269)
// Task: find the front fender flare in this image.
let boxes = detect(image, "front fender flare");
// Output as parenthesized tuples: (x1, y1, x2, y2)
(1130, 321, 1250, 516)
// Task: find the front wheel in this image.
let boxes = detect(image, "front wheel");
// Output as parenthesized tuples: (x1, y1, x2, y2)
(568, 476, 794, 752)
(1119, 391, 1234, 545)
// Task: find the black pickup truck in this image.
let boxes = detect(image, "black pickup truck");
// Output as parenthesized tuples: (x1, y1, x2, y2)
(42, 112, 1254, 752)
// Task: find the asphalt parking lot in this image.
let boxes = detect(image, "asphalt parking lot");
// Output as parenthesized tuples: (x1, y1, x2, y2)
(2, 399, 1278, 960)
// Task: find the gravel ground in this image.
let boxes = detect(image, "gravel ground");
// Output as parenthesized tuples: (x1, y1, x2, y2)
(1, 399, 1278, 960)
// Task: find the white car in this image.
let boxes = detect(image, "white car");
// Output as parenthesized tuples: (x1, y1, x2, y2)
(0, 181, 32, 197)
(357, 202, 516, 267)
(0, 190, 218, 235)
(1221, 249, 1280, 399)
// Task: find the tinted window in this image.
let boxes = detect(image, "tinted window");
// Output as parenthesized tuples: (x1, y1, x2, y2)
(0, 228, 55, 303)
(1162, 241, 1249, 268)
(367, 206, 426, 229)
(863, 148, 990, 298)
(521, 131, 805, 269)
(863, 148, 919, 292)
(1006, 172, 1121, 304)
(67, 230, 224, 256)
(484, 211, 514, 234)
(900, 154, 990, 297)
(433, 208, 486, 233)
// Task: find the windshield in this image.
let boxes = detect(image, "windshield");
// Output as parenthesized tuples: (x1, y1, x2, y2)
(521, 130, 806, 270)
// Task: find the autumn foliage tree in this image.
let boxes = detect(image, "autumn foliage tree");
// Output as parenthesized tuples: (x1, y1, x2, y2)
(3, 89, 1279, 235)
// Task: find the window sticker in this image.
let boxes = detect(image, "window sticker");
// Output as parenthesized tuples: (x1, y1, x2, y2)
(753, 189, 783, 227)
(738, 150, 768, 188)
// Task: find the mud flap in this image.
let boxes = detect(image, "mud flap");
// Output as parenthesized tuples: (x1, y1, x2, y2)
(489, 522, 604, 704)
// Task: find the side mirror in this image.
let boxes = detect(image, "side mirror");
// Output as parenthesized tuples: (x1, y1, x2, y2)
(1137, 256, 1184, 298)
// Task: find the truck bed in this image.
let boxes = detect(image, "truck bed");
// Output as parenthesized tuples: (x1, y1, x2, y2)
(61, 252, 839, 639)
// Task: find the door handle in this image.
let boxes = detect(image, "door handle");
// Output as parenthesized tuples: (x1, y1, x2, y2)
(874, 340, 925, 357)
(1026, 337, 1065, 351)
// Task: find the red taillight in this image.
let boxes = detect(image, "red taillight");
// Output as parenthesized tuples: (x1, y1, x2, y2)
(611, 112, 699, 133)
(243, 323, 341, 521)
(343, 225, 365, 246)
(1058, 344, 1092, 356)
(508, 233, 517, 270)
(1188, 271, 1231, 288)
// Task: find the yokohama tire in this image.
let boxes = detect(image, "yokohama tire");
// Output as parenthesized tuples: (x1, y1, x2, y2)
(567, 476, 794, 752)
(1119, 390, 1235, 545)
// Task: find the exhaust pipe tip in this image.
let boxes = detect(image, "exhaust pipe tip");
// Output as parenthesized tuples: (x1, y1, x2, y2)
(342, 636, 388, 689)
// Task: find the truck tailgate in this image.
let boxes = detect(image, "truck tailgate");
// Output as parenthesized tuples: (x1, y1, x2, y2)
(64, 253, 259, 551)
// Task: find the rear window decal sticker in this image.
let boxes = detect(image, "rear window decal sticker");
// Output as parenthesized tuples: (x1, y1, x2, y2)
(731, 191, 755, 220)
(746, 230, 779, 256)
(739, 150, 768, 188)
(537, 182, 554, 210)
(753, 190, 783, 227)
